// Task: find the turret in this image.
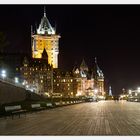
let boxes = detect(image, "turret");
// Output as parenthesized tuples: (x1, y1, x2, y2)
(37, 7, 55, 35)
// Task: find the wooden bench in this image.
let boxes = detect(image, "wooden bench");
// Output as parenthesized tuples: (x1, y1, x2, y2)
(46, 103, 53, 107)
(70, 101, 73, 104)
(5, 105, 27, 119)
(54, 102, 61, 106)
(31, 104, 46, 111)
(66, 101, 70, 104)
(62, 102, 66, 105)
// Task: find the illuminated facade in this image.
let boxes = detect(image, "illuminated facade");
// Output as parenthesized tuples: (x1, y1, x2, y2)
(19, 8, 105, 97)
(73, 59, 94, 97)
(31, 9, 60, 68)
(72, 58, 105, 97)
(20, 49, 53, 95)
(53, 70, 75, 97)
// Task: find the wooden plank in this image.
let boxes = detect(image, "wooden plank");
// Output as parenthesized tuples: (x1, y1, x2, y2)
(0, 101, 140, 135)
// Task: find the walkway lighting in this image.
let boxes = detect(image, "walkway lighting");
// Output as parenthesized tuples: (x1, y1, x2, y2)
(128, 90, 132, 95)
(137, 87, 140, 93)
(1, 70, 7, 79)
(14, 77, 19, 83)
(94, 89, 98, 94)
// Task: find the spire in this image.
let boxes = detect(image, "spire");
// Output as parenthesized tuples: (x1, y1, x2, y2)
(94, 57, 100, 71)
(44, 6, 46, 17)
(42, 48, 48, 60)
(109, 86, 113, 96)
(95, 57, 97, 64)
(37, 7, 55, 35)
(80, 59, 88, 71)
(94, 57, 104, 78)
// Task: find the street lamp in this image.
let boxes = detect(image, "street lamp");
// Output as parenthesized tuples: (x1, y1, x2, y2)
(128, 90, 132, 95)
(137, 87, 140, 93)
(1, 70, 7, 79)
(94, 89, 98, 94)
(14, 77, 19, 83)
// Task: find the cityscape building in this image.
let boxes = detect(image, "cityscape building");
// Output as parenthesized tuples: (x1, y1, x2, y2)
(19, 8, 105, 97)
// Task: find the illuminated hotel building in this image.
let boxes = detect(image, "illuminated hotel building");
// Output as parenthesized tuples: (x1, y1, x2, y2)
(31, 9, 60, 68)
(19, 8, 105, 97)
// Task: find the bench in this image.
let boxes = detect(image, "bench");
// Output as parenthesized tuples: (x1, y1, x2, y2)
(66, 101, 70, 104)
(62, 102, 66, 105)
(31, 104, 46, 111)
(5, 105, 27, 119)
(46, 103, 53, 107)
(55, 102, 61, 106)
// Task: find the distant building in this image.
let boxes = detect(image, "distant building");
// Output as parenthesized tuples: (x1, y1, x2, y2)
(109, 86, 112, 96)
(72, 58, 105, 97)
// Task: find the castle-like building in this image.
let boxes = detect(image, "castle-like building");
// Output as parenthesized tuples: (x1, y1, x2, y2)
(31, 9, 60, 68)
(19, 8, 105, 97)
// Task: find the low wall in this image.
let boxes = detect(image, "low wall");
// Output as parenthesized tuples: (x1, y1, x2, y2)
(0, 81, 45, 104)
(0, 81, 27, 104)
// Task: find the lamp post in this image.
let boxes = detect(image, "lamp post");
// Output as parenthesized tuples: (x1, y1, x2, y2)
(14, 77, 19, 84)
(94, 89, 98, 94)
(1, 70, 7, 80)
(137, 87, 140, 93)
(128, 89, 132, 95)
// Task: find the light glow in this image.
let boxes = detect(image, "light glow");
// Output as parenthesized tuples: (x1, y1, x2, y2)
(94, 89, 98, 94)
(76, 91, 82, 96)
(1, 70, 7, 79)
(128, 90, 132, 94)
(137, 87, 140, 93)
(14, 77, 19, 83)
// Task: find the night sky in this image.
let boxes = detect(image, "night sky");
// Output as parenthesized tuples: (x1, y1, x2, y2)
(0, 5, 140, 95)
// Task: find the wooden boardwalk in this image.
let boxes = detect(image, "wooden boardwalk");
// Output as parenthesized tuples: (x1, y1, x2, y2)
(0, 100, 140, 135)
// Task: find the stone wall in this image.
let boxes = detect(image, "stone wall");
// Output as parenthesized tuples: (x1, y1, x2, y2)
(0, 81, 27, 104)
